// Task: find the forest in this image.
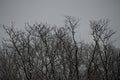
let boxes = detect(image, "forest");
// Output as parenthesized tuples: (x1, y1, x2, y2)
(0, 16, 120, 80)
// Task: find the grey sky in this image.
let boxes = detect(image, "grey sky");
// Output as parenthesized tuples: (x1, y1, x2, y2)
(0, 0, 120, 47)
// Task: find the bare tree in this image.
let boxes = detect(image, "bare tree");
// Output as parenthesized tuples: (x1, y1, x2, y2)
(0, 17, 119, 80)
(64, 16, 80, 80)
(89, 19, 116, 80)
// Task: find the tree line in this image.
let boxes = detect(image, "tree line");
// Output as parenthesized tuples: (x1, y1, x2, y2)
(0, 16, 120, 80)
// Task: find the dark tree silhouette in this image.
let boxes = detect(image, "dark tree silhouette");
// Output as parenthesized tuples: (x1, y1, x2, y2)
(0, 17, 119, 80)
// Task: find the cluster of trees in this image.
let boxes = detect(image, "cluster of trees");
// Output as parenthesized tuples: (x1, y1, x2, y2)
(0, 16, 120, 80)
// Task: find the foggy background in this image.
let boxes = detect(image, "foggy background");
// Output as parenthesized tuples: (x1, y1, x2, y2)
(0, 0, 120, 47)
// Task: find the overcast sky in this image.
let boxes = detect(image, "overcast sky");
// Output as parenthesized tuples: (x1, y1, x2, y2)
(0, 0, 120, 47)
